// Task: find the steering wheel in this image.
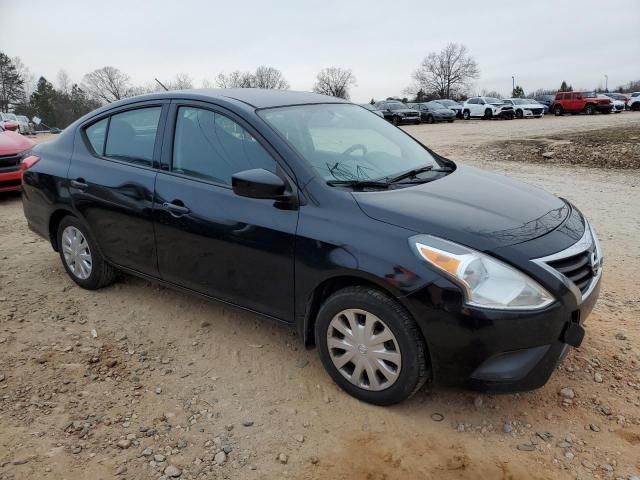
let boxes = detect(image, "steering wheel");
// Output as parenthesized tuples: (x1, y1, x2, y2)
(342, 144, 368, 157)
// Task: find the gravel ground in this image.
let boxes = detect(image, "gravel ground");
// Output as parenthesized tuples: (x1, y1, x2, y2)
(1, 114, 639, 480)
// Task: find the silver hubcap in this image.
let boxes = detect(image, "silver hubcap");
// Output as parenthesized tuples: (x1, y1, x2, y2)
(327, 309, 401, 391)
(62, 226, 92, 280)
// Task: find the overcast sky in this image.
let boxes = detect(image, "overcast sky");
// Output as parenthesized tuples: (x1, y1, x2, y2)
(2, 0, 639, 102)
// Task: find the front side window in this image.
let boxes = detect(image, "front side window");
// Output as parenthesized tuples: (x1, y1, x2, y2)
(104, 107, 161, 166)
(85, 118, 108, 155)
(259, 104, 440, 182)
(172, 107, 276, 185)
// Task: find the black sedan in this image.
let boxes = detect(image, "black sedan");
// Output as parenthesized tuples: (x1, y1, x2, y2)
(373, 101, 421, 125)
(409, 101, 456, 123)
(21, 89, 602, 405)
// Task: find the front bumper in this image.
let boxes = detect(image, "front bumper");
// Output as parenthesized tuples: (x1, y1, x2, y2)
(0, 169, 23, 192)
(404, 273, 601, 392)
(402, 217, 603, 392)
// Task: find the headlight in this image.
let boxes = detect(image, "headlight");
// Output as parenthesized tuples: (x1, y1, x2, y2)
(409, 235, 554, 310)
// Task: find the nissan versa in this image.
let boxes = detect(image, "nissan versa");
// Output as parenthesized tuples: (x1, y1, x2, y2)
(21, 89, 603, 405)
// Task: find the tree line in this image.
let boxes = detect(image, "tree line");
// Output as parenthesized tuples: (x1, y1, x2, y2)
(1, 48, 638, 129)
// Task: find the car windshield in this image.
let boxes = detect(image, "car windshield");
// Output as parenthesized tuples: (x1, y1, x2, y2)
(485, 97, 502, 104)
(512, 99, 529, 105)
(388, 103, 407, 111)
(426, 102, 446, 110)
(437, 100, 456, 106)
(259, 104, 441, 182)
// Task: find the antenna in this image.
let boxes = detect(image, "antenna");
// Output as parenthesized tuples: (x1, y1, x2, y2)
(155, 78, 169, 91)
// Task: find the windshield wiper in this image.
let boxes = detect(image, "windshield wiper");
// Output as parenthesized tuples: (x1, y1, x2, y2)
(385, 165, 452, 184)
(327, 179, 390, 190)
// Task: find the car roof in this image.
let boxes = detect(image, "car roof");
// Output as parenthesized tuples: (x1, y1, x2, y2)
(100, 88, 350, 110)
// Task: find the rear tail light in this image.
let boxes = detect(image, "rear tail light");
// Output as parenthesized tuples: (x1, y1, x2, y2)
(21, 155, 41, 171)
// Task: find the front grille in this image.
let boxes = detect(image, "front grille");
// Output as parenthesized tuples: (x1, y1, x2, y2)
(530, 108, 543, 115)
(546, 251, 594, 294)
(0, 154, 21, 173)
(0, 178, 22, 189)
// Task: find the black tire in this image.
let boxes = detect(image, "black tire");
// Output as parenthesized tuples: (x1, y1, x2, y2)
(462, 110, 471, 120)
(392, 116, 399, 126)
(515, 109, 523, 119)
(315, 286, 429, 405)
(57, 216, 117, 290)
(484, 109, 493, 120)
(553, 105, 563, 116)
(584, 104, 595, 115)
(426, 114, 434, 124)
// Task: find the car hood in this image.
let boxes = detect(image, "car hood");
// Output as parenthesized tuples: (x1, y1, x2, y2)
(352, 164, 570, 253)
(0, 130, 34, 156)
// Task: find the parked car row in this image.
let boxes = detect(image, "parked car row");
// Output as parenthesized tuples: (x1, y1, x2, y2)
(0, 123, 35, 193)
(0, 113, 36, 134)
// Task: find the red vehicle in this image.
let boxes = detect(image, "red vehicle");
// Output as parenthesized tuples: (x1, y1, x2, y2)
(0, 124, 36, 193)
(551, 91, 612, 116)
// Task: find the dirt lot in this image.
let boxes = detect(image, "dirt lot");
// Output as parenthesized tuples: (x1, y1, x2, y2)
(1, 114, 639, 480)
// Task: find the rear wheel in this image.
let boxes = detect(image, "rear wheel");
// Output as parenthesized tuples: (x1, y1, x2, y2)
(316, 286, 428, 405)
(57, 216, 117, 290)
(553, 105, 563, 116)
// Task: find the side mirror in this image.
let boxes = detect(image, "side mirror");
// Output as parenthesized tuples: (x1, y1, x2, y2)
(232, 168, 287, 200)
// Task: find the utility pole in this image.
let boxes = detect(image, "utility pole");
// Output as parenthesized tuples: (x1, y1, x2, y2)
(512, 76, 515, 94)
(604, 74, 608, 92)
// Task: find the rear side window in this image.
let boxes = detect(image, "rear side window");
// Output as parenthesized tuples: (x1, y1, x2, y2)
(104, 107, 161, 166)
(85, 118, 108, 155)
(172, 107, 276, 185)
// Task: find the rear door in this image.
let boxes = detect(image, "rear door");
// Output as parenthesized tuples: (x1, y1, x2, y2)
(68, 101, 168, 276)
(152, 101, 298, 320)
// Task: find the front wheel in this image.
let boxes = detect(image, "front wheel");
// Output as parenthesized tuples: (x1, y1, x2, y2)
(584, 104, 595, 115)
(426, 114, 434, 124)
(484, 109, 493, 120)
(316, 287, 428, 405)
(392, 116, 399, 126)
(57, 216, 118, 290)
(462, 110, 471, 120)
(515, 109, 523, 119)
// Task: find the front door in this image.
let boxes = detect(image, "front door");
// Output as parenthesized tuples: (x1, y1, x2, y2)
(68, 102, 167, 276)
(153, 103, 298, 321)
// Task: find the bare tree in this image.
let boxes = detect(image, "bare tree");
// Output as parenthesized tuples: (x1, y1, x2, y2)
(57, 70, 72, 94)
(13, 56, 35, 99)
(81, 66, 133, 103)
(480, 89, 503, 99)
(167, 73, 193, 90)
(0, 52, 24, 112)
(253, 66, 289, 89)
(312, 67, 357, 99)
(215, 70, 254, 88)
(412, 43, 479, 99)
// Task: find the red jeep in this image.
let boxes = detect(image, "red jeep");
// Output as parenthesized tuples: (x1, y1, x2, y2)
(551, 91, 612, 116)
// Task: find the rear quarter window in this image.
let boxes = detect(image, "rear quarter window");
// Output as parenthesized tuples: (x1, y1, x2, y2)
(85, 118, 108, 155)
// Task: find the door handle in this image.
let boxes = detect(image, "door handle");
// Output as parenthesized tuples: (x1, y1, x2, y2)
(162, 201, 190, 217)
(70, 179, 88, 189)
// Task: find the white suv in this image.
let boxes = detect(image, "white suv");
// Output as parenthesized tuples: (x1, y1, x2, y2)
(503, 98, 545, 118)
(462, 97, 514, 120)
(629, 92, 640, 111)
